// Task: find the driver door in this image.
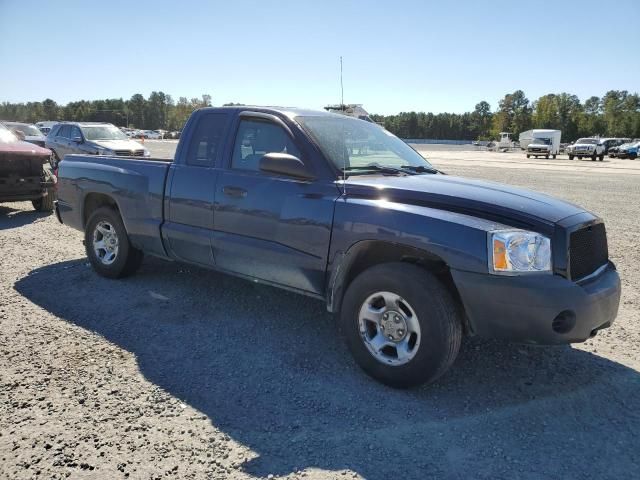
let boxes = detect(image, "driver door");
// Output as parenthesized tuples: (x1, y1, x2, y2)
(213, 114, 339, 294)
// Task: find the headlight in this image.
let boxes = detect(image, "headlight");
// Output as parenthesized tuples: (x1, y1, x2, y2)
(489, 230, 551, 274)
(143, 149, 151, 157)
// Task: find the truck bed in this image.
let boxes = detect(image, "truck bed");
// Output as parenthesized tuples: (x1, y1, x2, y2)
(56, 154, 174, 257)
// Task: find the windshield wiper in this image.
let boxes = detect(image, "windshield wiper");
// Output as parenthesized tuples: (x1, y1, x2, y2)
(400, 165, 440, 174)
(343, 165, 414, 176)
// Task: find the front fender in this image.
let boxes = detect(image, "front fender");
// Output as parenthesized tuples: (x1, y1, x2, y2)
(325, 198, 507, 312)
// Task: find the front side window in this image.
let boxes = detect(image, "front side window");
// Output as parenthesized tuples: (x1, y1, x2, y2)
(57, 125, 71, 138)
(231, 119, 300, 172)
(185, 113, 229, 167)
(70, 126, 83, 140)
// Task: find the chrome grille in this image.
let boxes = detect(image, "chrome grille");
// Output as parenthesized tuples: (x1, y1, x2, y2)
(114, 150, 145, 156)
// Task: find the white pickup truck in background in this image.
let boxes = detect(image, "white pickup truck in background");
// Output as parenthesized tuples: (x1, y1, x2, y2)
(566, 138, 606, 161)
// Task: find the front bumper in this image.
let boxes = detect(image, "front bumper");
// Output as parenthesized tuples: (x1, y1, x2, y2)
(451, 262, 621, 344)
(527, 149, 551, 155)
(569, 150, 596, 157)
(0, 177, 54, 203)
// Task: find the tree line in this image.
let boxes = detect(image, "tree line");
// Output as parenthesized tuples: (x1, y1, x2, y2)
(0, 92, 215, 132)
(373, 90, 640, 142)
(1, 90, 639, 142)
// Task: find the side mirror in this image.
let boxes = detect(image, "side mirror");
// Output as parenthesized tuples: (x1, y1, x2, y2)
(72, 136, 83, 143)
(14, 130, 26, 141)
(259, 152, 314, 180)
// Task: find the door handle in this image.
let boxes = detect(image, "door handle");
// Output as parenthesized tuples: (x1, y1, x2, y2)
(222, 186, 247, 198)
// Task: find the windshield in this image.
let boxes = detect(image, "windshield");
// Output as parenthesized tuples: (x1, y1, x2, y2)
(81, 124, 128, 141)
(576, 138, 598, 144)
(531, 138, 551, 145)
(296, 115, 433, 174)
(0, 123, 18, 143)
(6, 123, 42, 136)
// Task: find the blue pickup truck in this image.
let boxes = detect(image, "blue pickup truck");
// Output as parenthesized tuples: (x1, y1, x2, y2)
(55, 107, 621, 388)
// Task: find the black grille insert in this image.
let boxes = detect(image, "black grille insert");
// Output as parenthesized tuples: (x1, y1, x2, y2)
(569, 223, 608, 280)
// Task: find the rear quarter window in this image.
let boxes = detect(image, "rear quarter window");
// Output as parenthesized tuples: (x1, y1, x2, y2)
(185, 114, 230, 167)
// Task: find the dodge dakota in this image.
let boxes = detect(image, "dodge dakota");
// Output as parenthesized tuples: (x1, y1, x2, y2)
(55, 107, 621, 387)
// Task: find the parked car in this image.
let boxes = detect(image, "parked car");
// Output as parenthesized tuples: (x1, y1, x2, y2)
(566, 138, 605, 161)
(2, 121, 48, 147)
(45, 122, 150, 164)
(35, 121, 58, 136)
(55, 106, 621, 388)
(143, 130, 162, 140)
(0, 123, 55, 211)
(617, 141, 640, 159)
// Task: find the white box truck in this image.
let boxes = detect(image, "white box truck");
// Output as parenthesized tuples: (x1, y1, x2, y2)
(520, 129, 562, 159)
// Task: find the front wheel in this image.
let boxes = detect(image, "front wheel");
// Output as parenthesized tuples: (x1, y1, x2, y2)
(340, 263, 462, 388)
(552, 154, 557, 159)
(32, 188, 54, 212)
(545, 155, 549, 159)
(599, 154, 604, 161)
(85, 207, 143, 278)
(526, 154, 530, 158)
(569, 154, 574, 160)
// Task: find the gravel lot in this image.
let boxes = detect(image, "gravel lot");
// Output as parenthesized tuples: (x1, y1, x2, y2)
(1, 144, 639, 479)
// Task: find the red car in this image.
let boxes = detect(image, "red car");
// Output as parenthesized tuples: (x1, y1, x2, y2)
(0, 123, 56, 212)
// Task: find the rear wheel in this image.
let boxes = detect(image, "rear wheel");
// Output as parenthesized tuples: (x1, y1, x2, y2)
(569, 154, 574, 160)
(552, 154, 557, 159)
(85, 207, 143, 278)
(545, 155, 549, 159)
(340, 263, 462, 388)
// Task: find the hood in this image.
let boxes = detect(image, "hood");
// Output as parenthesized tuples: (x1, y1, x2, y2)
(0, 139, 51, 156)
(89, 139, 145, 150)
(343, 174, 587, 231)
(571, 143, 596, 148)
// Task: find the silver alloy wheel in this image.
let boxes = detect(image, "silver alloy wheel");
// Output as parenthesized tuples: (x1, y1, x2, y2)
(358, 291, 421, 366)
(93, 221, 119, 265)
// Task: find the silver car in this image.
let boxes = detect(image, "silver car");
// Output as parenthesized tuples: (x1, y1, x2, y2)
(45, 122, 150, 164)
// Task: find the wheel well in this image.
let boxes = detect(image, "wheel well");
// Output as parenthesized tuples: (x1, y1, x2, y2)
(83, 193, 119, 227)
(329, 241, 469, 333)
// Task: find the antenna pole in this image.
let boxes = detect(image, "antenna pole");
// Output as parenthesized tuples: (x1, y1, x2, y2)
(340, 56, 344, 107)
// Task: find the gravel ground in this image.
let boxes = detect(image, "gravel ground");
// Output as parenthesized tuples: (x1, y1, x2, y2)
(1, 147, 639, 479)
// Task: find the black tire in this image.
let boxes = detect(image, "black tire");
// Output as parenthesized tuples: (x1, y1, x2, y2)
(526, 154, 530, 158)
(85, 207, 143, 279)
(32, 188, 55, 212)
(340, 262, 462, 388)
(545, 155, 549, 159)
(552, 154, 557, 159)
(599, 154, 604, 161)
(569, 155, 574, 160)
(591, 154, 597, 161)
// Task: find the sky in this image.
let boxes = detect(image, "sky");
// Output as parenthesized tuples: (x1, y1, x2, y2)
(1, 0, 639, 115)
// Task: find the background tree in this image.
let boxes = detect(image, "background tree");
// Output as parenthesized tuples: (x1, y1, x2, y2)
(1, 90, 639, 140)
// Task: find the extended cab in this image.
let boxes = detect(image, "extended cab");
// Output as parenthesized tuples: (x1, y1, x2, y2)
(55, 107, 621, 388)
